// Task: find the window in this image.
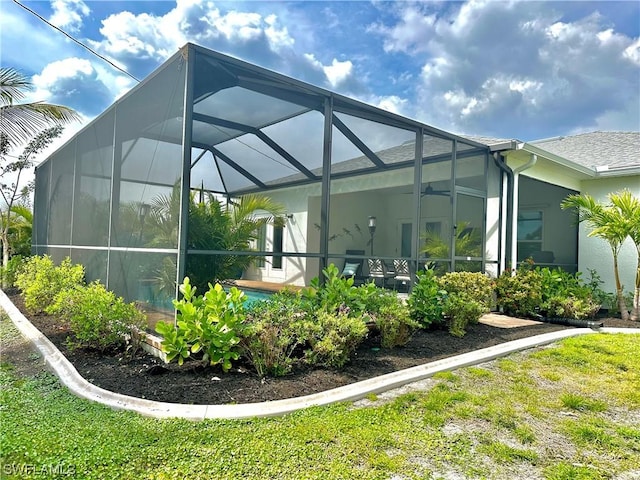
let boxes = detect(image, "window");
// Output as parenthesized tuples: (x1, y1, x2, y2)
(517, 211, 543, 261)
(272, 224, 284, 269)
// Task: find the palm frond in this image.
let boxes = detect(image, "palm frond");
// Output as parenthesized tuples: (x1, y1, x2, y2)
(0, 67, 79, 147)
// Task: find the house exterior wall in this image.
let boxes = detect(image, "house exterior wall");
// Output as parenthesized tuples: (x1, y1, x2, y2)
(578, 175, 640, 302)
(510, 151, 638, 297)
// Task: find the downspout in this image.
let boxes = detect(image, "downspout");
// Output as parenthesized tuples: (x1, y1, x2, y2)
(492, 152, 513, 274)
(511, 151, 537, 271)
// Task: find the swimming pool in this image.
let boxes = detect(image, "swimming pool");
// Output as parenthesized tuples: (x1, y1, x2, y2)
(241, 288, 273, 304)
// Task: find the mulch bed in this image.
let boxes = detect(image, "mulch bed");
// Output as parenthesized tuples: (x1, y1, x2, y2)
(4, 291, 638, 405)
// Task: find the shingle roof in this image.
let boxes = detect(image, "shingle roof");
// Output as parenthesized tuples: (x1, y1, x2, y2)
(529, 131, 639, 170)
(462, 135, 513, 146)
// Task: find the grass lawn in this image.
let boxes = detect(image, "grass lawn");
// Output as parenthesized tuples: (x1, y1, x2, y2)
(1, 314, 639, 480)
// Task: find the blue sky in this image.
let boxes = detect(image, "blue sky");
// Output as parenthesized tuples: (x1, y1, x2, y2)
(2, 0, 639, 148)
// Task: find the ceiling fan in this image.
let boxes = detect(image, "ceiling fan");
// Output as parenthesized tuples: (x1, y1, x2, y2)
(421, 183, 450, 197)
(400, 182, 450, 197)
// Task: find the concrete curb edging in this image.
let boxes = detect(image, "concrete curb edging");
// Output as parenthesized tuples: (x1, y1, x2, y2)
(2, 289, 639, 420)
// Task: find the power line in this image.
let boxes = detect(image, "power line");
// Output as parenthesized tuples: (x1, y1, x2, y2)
(11, 0, 140, 83)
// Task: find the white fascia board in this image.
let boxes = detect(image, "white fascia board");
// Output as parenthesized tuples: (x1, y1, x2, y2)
(516, 143, 596, 177)
(594, 165, 640, 177)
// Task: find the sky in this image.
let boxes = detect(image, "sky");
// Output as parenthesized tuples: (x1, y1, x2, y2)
(1, 0, 639, 159)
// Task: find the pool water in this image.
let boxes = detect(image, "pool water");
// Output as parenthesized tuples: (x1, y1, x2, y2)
(242, 289, 274, 304)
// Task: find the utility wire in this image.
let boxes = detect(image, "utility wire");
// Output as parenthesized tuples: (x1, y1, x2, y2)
(12, 0, 140, 83)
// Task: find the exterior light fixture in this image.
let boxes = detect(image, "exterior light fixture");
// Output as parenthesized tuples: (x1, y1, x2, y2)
(368, 216, 377, 256)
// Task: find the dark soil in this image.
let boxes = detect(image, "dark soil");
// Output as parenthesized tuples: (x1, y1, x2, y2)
(4, 291, 638, 405)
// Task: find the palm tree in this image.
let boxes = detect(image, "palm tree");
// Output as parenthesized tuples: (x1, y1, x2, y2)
(561, 192, 635, 321)
(609, 190, 640, 321)
(5, 204, 32, 257)
(146, 187, 286, 296)
(421, 221, 482, 272)
(1, 67, 78, 147)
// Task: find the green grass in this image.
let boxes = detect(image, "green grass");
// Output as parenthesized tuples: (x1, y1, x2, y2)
(1, 313, 639, 479)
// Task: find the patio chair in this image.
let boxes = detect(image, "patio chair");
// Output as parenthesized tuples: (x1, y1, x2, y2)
(367, 258, 389, 287)
(391, 259, 412, 291)
(341, 249, 366, 284)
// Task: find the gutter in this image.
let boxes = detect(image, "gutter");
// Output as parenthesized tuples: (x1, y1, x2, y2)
(510, 149, 537, 271)
(492, 152, 513, 274)
(594, 165, 640, 177)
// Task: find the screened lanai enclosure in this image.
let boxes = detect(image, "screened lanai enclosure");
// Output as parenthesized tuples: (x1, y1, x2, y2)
(33, 44, 503, 316)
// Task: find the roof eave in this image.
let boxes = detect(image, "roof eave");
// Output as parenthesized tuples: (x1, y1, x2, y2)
(496, 141, 597, 177)
(594, 165, 640, 177)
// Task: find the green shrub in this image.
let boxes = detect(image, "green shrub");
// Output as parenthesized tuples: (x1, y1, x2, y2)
(437, 271, 494, 311)
(15, 256, 84, 314)
(495, 267, 543, 318)
(156, 278, 246, 371)
(544, 295, 601, 320)
(442, 293, 485, 337)
(370, 292, 419, 348)
(0, 255, 24, 289)
(407, 268, 447, 327)
(47, 281, 146, 351)
(299, 311, 368, 368)
(241, 292, 310, 377)
(303, 263, 371, 317)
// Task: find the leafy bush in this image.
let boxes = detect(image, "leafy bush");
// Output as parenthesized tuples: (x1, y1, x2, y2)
(0, 254, 24, 289)
(373, 294, 419, 348)
(156, 278, 247, 371)
(407, 268, 447, 327)
(437, 272, 494, 311)
(47, 281, 146, 351)
(241, 292, 310, 377)
(442, 293, 486, 337)
(544, 295, 600, 320)
(496, 264, 601, 319)
(298, 311, 368, 368)
(15, 255, 85, 314)
(303, 263, 368, 317)
(495, 267, 543, 318)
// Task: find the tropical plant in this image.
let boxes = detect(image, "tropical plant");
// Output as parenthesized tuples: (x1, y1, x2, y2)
(155, 278, 247, 371)
(373, 294, 419, 348)
(14, 255, 85, 314)
(561, 191, 638, 321)
(147, 187, 285, 294)
(442, 293, 485, 337)
(421, 221, 482, 272)
(608, 191, 640, 321)
(494, 265, 543, 318)
(407, 268, 447, 327)
(1, 127, 63, 286)
(296, 311, 368, 368)
(47, 281, 146, 352)
(1, 67, 78, 288)
(0, 67, 78, 148)
(241, 292, 310, 377)
(438, 271, 494, 311)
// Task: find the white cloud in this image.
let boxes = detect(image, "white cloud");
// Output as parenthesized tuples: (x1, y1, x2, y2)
(31, 58, 127, 116)
(91, 0, 296, 74)
(623, 38, 640, 65)
(49, 0, 90, 33)
(371, 95, 409, 115)
(369, 4, 437, 53)
(374, 2, 639, 137)
(323, 59, 353, 88)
